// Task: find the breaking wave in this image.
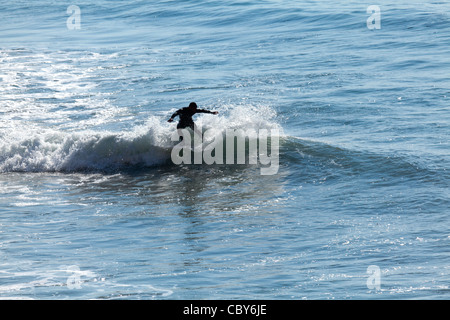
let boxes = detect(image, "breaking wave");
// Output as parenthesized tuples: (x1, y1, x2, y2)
(0, 104, 281, 173)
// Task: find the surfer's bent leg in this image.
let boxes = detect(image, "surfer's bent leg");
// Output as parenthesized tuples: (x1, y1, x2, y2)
(177, 122, 194, 142)
(176, 123, 184, 141)
(192, 123, 202, 137)
(177, 121, 195, 142)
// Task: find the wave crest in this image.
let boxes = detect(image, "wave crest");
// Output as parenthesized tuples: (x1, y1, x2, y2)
(0, 104, 281, 173)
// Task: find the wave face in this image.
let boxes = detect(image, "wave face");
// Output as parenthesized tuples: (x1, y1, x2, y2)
(0, 121, 280, 174)
(1, 1, 450, 300)
(0, 126, 168, 173)
(1, 122, 444, 190)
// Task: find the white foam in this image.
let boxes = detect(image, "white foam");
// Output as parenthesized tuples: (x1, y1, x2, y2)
(1, 103, 282, 173)
(0, 125, 171, 173)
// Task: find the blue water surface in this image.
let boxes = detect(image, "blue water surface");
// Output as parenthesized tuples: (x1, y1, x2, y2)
(0, 0, 449, 299)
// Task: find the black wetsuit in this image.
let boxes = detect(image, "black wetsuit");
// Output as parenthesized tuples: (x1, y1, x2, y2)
(170, 107, 215, 130)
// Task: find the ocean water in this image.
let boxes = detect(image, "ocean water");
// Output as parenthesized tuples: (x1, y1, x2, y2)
(1, 0, 449, 299)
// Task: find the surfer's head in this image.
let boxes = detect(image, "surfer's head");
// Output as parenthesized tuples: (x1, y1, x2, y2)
(188, 102, 198, 110)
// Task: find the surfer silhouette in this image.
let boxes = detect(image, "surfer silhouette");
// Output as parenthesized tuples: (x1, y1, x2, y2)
(168, 102, 218, 140)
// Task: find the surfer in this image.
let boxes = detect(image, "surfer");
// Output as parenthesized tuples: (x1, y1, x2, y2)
(168, 102, 218, 140)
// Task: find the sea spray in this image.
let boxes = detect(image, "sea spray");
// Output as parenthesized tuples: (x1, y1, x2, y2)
(170, 127, 280, 175)
(0, 105, 282, 173)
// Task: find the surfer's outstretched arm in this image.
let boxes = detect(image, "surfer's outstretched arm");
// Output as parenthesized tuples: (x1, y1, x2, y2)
(168, 110, 180, 122)
(196, 109, 219, 115)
